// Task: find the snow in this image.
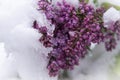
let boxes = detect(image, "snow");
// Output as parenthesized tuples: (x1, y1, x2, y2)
(51, 0, 79, 7)
(69, 42, 120, 80)
(103, 7, 120, 27)
(0, 0, 57, 80)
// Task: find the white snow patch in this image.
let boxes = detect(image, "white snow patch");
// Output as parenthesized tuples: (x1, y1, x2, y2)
(0, 0, 57, 80)
(103, 7, 120, 27)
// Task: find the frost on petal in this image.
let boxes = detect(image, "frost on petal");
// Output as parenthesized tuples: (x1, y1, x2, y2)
(103, 7, 120, 27)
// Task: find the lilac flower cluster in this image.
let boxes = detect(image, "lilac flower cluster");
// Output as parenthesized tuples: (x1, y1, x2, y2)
(33, 0, 120, 77)
(33, 21, 52, 47)
(105, 20, 120, 51)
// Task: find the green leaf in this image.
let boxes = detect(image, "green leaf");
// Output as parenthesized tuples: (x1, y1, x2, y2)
(108, 53, 120, 80)
(111, 53, 120, 76)
(101, 2, 120, 10)
(93, 0, 99, 7)
(86, 46, 92, 51)
(79, 0, 89, 3)
(93, 0, 97, 4)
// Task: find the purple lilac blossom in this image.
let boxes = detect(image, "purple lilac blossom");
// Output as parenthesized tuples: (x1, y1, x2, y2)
(33, 0, 120, 77)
